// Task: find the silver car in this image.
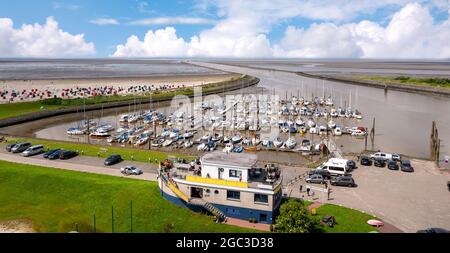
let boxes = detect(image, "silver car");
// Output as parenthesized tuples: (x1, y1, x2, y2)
(120, 166, 143, 175)
(305, 174, 325, 184)
(22, 145, 44, 157)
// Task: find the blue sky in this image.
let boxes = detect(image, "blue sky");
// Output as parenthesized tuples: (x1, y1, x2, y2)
(0, 0, 449, 58)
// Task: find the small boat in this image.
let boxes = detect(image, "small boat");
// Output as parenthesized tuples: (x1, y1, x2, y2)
(309, 127, 318, 134)
(160, 129, 171, 138)
(67, 127, 85, 135)
(98, 124, 114, 132)
(319, 125, 328, 135)
(353, 109, 363, 119)
(325, 97, 334, 106)
(151, 138, 164, 147)
(273, 138, 284, 148)
(197, 143, 208, 151)
(232, 145, 244, 153)
(135, 136, 149, 146)
(307, 118, 316, 128)
(128, 115, 140, 123)
(295, 118, 305, 126)
(201, 133, 211, 141)
(330, 109, 338, 117)
(107, 135, 120, 143)
(328, 119, 336, 129)
(334, 127, 342, 136)
(223, 143, 234, 153)
(182, 131, 194, 139)
(285, 138, 297, 149)
(184, 140, 193, 148)
(231, 135, 243, 144)
(169, 131, 178, 139)
(262, 138, 273, 148)
(162, 139, 173, 147)
(90, 129, 110, 137)
(242, 138, 251, 146)
(119, 115, 129, 122)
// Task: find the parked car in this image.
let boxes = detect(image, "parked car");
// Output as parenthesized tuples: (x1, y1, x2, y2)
(370, 152, 392, 161)
(308, 169, 331, 179)
(59, 150, 78, 160)
(305, 174, 325, 184)
(43, 149, 61, 158)
(417, 228, 449, 233)
(330, 176, 356, 187)
(374, 157, 386, 168)
(360, 156, 372, 166)
(387, 159, 399, 170)
(5, 143, 18, 152)
(47, 150, 62, 160)
(104, 154, 123, 166)
(120, 166, 143, 175)
(347, 160, 356, 171)
(22, 145, 44, 157)
(400, 160, 414, 172)
(11, 142, 31, 153)
(391, 153, 401, 161)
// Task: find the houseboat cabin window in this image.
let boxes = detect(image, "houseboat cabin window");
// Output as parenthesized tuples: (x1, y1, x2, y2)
(254, 194, 269, 203)
(227, 190, 241, 200)
(229, 169, 242, 178)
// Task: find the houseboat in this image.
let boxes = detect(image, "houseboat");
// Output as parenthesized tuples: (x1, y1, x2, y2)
(158, 152, 283, 224)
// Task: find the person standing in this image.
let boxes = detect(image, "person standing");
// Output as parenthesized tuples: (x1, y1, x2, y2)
(306, 186, 311, 196)
(299, 184, 303, 193)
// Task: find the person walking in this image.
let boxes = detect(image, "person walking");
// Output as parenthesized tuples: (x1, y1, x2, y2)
(299, 184, 303, 193)
(327, 187, 332, 200)
(306, 186, 311, 196)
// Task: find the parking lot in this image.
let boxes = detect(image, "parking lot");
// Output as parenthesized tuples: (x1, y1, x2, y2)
(0, 145, 159, 181)
(288, 157, 450, 232)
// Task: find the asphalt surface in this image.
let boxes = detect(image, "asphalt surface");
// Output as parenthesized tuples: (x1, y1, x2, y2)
(0, 147, 158, 181)
(288, 158, 450, 233)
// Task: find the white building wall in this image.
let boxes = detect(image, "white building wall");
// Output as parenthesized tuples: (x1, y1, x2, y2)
(201, 163, 248, 182)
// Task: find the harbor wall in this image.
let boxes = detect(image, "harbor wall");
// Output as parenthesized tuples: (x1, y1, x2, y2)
(296, 72, 450, 98)
(0, 75, 260, 128)
(210, 62, 450, 97)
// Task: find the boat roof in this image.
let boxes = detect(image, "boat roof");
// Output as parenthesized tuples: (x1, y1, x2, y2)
(201, 151, 257, 168)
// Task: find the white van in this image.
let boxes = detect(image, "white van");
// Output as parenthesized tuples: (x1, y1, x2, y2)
(22, 145, 44, 157)
(316, 158, 349, 176)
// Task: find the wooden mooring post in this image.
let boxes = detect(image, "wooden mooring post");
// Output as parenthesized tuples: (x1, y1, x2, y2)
(430, 121, 440, 168)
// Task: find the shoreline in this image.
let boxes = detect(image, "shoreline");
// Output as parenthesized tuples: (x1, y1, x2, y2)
(206, 62, 450, 97)
(296, 72, 450, 97)
(0, 74, 260, 128)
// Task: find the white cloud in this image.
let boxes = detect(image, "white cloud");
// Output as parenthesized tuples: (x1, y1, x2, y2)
(130, 17, 217, 25)
(112, 1, 450, 58)
(0, 17, 95, 57)
(275, 3, 450, 58)
(90, 18, 120, 25)
(113, 27, 189, 57)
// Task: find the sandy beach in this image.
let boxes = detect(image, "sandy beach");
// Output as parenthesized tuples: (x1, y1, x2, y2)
(0, 73, 239, 103)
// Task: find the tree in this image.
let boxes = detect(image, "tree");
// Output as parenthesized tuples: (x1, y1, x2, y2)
(275, 199, 323, 233)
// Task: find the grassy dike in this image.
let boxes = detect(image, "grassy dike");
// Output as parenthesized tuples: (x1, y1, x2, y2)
(352, 75, 450, 89)
(0, 160, 255, 233)
(3, 136, 194, 163)
(0, 75, 257, 120)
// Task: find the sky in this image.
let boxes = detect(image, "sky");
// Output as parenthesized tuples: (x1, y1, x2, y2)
(0, 0, 450, 58)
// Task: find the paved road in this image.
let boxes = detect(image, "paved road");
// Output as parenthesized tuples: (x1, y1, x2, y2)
(0, 148, 158, 182)
(287, 158, 450, 233)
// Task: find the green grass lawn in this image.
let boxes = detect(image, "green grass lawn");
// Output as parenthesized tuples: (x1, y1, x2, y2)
(4, 137, 193, 164)
(352, 75, 450, 89)
(315, 204, 379, 233)
(0, 160, 255, 233)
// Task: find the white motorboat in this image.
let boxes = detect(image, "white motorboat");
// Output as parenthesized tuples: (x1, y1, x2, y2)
(328, 119, 336, 129)
(296, 118, 305, 126)
(231, 135, 243, 144)
(309, 127, 318, 134)
(273, 138, 284, 148)
(162, 139, 173, 147)
(67, 128, 85, 135)
(184, 140, 193, 148)
(135, 136, 149, 146)
(182, 132, 194, 139)
(307, 118, 316, 128)
(319, 125, 327, 135)
(334, 127, 342, 136)
(285, 138, 297, 149)
(223, 143, 234, 153)
(119, 115, 129, 122)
